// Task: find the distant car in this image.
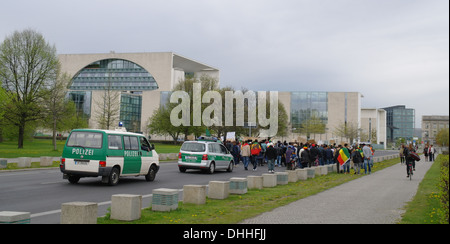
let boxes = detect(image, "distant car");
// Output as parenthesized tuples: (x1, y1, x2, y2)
(178, 137, 234, 174)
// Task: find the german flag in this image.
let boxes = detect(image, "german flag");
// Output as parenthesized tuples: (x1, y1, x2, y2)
(337, 147, 350, 166)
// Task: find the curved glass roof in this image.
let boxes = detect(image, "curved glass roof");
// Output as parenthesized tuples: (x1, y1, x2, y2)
(69, 59, 158, 91)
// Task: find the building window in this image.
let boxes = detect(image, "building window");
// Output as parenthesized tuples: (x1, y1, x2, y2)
(67, 91, 92, 118)
(120, 93, 142, 132)
(290, 92, 328, 130)
(70, 59, 158, 91)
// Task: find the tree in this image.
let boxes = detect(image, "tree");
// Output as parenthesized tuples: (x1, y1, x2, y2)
(94, 75, 120, 130)
(436, 128, 449, 147)
(41, 72, 77, 150)
(0, 80, 10, 142)
(147, 105, 183, 143)
(297, 114, 326, 140)
(333, 122, 360, 144)
(0, 29, 59, 148)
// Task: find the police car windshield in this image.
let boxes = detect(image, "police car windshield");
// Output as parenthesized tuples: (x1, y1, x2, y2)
(181, 142, 205, 152)
(67, 132, 103, 149)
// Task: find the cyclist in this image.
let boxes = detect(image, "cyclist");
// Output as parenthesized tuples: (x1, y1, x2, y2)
(403, 144, 416, 178)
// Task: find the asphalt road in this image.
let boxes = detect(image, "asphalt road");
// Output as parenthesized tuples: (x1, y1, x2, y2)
(0, 150, 400, 224)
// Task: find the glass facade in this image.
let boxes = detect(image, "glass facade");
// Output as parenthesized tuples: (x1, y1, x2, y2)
(383, 105, 415, 141)
(67, 59, 156, 132)
(290, 92, 328, 130)
(120, 93, 142, 132)
(70, 59, 158, 91)
(67, 91, 92, 117)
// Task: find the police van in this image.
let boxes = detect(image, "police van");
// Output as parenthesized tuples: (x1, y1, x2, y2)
(178, 136, 234, 174)
(60, 129, 159, 186)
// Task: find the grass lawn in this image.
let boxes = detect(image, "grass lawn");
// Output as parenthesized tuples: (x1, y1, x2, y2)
(98, 158, 400, 224)
(399, 155, 448, 224)
(0, 139, 66, 158)
(0, 139, 181, 158)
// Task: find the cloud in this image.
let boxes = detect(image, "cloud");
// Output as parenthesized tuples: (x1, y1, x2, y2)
(1, 0, 448, 128)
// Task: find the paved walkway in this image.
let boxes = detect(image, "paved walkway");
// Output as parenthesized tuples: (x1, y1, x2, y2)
(241, 155, 433, 224)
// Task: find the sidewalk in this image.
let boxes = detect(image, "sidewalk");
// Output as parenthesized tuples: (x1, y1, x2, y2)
(241, 155, 433, 224)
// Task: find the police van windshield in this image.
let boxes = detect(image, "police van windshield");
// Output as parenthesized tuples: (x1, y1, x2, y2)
(181, 142, 205, 152)
(67, 132, 103, 149)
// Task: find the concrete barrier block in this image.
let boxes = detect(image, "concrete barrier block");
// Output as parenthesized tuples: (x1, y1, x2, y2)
(208, 181, 230, 199)
(306, 168, 316, 179)
(183, 185, 206, 204)
(0, 211, 31, 224)
(332, 164, 337, 172)
(262, 174, 277, 188)
(247, 175, 263, 189)
(275, 172, 288, 185)
(17, 157, 31, 168)
(40, 156, 54, 167)
(111, 194, 142, 221)
(295, 169, 308, 181)
(314, 167, 321, 176)
(287, 170, 298, 182)
(152, 188, 179, 212)
(0, 159, 7, 169)
(327, 165, 334, 173)
(61, 202, 98, 224)
(229, 177, 248, 195)
(319, 166, 328, 175)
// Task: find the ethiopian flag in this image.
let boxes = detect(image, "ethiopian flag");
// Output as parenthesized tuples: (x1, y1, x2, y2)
(337, 147, 350, 166)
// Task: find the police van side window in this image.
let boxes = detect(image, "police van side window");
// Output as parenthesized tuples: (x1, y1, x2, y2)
(130, 137, 139, 150)
(108, 135, 123, 150)
(140, 137, 151, 151)
(124, 136, 139, 150)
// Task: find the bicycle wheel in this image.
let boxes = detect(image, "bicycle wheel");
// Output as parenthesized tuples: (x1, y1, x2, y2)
(409, 166, 413, 181)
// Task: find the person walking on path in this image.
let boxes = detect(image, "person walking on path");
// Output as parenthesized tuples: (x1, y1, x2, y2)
(400, 144, 406, 164)
(250, 140, 262, 171)
(423, 145, 429, 162)
(241, 140, 251, 170)
(428, 145, 436, 162)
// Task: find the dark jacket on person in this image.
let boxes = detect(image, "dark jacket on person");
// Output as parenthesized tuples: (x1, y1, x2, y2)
(265, 146, 278, 160)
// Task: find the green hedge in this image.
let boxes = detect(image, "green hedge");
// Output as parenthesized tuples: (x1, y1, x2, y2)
(438, 155, 449, 224)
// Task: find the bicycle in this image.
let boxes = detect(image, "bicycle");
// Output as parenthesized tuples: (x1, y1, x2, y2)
(407, 161, 413, 181)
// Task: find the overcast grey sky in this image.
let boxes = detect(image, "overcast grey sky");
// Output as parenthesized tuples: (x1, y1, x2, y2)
(1, 0, 448, 127)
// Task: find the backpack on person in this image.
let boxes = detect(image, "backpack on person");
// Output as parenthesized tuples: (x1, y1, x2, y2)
(250, 143, 262, 156)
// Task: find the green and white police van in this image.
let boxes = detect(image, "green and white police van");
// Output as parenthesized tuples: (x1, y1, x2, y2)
(178, 136, 234, 174)
(60, 129, 159, 186)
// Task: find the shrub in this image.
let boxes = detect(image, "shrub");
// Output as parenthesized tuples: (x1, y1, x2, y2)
(438, 155, 449, 224)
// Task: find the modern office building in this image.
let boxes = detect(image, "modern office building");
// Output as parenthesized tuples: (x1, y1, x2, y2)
(59, 52, 386, 146)
(277, 91, 378, 145)
(361, 108, 387, 148)
(59, 52, 220, 133)
(422, 115, 449, 144)
(382, 105, 415, 142)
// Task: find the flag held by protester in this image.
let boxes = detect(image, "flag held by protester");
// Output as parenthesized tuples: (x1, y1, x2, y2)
(337, 148, 350, 166)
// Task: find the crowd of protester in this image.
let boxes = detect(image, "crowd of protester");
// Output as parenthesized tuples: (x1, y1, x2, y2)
(224, 139, 376, 174)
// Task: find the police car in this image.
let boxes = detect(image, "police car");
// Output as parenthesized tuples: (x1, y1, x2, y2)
(178, 136, 234, 174)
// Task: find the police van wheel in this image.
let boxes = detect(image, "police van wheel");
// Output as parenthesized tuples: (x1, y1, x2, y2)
(145, 165, 157, 181)
(68, 175, 80, 184)
(108, 167, 120, 186)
